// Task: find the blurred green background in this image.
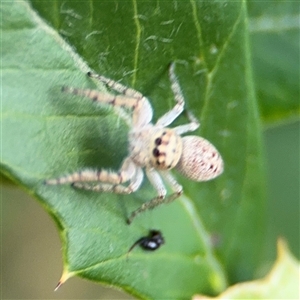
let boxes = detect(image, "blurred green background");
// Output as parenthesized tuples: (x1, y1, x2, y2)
(2, 120, 299, 299)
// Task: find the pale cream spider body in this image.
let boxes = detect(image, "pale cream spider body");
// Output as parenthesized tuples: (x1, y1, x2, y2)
(46, 63, 224, 223)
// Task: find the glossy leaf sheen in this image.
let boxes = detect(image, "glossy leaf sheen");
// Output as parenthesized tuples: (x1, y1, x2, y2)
(2, 1, 265, 298)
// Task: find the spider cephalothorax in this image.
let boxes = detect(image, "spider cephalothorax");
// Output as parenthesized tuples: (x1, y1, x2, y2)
(45, 63, 224, 224)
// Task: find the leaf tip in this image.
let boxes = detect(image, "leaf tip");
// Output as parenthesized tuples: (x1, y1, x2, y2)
(54, 280, 63, 291)
(54, 270, 73, 291)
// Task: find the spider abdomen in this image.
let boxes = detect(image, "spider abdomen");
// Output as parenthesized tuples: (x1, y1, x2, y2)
(149, 128, 182, 170)
(176, 136, 224, 181)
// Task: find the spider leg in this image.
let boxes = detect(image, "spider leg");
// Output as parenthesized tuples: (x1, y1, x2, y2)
(127, 169, 184, 224)
(87, 71, 154, 127)
(73, 166, 143, 194)
(62, 86, 153, 127)
(173, 111, 200, 135)
(87, 71, 143, 99)
(45, 157, 136, 186)
(158, 171, 183, 210)
(160, 170, 183, 194)
(155, 62, 185, 127)
(127, 168, 167, 224)
(62, 86, 140, 110)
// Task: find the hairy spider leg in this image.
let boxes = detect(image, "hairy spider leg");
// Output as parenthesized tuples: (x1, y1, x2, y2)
(45, 158, 143, 190)
(173, 111, 200, 135)
(87, 71, 144, 99)
(155, 63, 185, 127)
(127, 168, 183, 224)
(156, 64, 200, 135)
(73, 165, 144, 195)
(87, 72, 153, 127)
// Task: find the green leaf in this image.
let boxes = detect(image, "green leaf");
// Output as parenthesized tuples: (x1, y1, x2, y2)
(193, 239, 300, 299)
(247, 1, 300, 125)
(2, 1, 266, 298)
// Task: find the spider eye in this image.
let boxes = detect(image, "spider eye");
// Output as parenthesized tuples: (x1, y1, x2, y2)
(176, 136, 224, 181)
(153, 148, 160, 157)
(155, 138, 162, 145)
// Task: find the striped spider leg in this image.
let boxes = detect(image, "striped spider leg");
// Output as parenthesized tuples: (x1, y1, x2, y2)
(45, 63, 224, 224)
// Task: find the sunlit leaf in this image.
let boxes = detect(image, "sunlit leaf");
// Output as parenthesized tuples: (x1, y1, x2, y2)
(193, 239, 300, 299)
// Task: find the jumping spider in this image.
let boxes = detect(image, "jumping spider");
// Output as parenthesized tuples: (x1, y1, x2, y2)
(45, 63, 224, 224)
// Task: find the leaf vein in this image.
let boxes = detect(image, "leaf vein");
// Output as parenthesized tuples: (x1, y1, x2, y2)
(131, 0, 141, 87)
(189, 0, 207, 70)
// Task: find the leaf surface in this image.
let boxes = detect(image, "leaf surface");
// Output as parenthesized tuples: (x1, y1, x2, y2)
(2, 1, 265, 298)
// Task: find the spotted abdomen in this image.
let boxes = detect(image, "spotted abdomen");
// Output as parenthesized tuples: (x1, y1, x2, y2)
(150, 129, 182, 170)
(176, 136, 224, 181)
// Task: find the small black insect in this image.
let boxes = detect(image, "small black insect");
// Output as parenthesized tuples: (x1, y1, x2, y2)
(128, 230, 165, 254)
